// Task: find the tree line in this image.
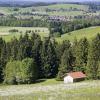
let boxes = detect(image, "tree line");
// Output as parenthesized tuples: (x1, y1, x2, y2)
(1, 16, 100, 36)
(0, 33, 100, 84)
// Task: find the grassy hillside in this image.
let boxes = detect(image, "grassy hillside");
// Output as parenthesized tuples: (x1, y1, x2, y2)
(0, 26, 100, 42)
(0, 4, 99, 18)
(0, 4, 89, 16)
(21, 4, 89, 17)
(56, 26, 100, 42)
(35, 4, 89, 10)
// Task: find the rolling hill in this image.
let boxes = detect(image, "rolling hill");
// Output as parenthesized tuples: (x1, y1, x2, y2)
(0, 26, 100, 42)
(0, 3, 89, 16)
(56, 26, 100, 42)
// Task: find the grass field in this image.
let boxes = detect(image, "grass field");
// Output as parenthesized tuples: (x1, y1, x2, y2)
(0, 26, 49, 41)
(34, 4, 89, 11)
(0, 26, 100, 42)
(0, 4, 95, 17)
(56, 26, 100, 42)
(19, 4, 89, 17)
(0, 79, 100, 100)
(0, 3, 99, 20)
(48, 11, 84, 16)
(0, 7, 13, 14)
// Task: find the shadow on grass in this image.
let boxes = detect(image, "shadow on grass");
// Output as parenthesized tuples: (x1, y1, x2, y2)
(35, 79, 47, 84)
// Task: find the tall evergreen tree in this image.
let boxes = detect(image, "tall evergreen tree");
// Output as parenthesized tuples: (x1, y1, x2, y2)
(86, 34, 100, 79)
(17, 34, 32, 60)
(0, 38, 6, 82)
(57, 40, 71, 64)
(31, 33, 42, 78)
(10, 37, 18, 60)
(74, 38, 89, 72)
(41, 37, 58, 78)
(0, 42, 7, 82)
(57, 46, 74, 80)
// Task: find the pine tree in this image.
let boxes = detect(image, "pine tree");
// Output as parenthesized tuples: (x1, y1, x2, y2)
(57, 41, 74, 80)
(41, 37, 58, 78)
(57, 47, 74, 80)
(31, 33, 42, 78)
(0, 42, 7, 82)
(86, 34, 100, 79)
(10, 37, 18, 60)
(0, 37, 5, 82)
(74, 38, 89, 72)
(17, 34, 32, 60)
(56, 40, 71, 64)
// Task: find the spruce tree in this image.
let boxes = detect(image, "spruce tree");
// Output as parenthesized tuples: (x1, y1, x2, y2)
(41, 37, 58, 78)
(74, 38, 89, 72)
(56, 40, 74, 80)
(0, 42, 7, 82)
(17, 34, 32, 60)
(0, 38, 5, 82)
(31, 33, 42, 78)
(10, 37, 18, 60)
(87, 34, 100, 79)
(57, 47, 74, 80)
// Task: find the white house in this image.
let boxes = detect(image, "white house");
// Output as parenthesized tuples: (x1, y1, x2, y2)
(64, 72, 86, 83)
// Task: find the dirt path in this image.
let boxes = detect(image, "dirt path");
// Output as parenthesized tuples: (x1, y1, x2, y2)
(0, 81, 100, 96)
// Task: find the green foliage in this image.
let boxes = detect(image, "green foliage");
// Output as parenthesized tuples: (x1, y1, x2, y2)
(9, 29, 18, 33)
(4, 58, 38, 84)
(53, 32, 61, 37)
(4, 61, 20, 84)
(0, 32, 100, 84)
(86, 34, 100, 79)
(41, 37, 58, 78)
(74, 38, 89, 72)
(18, 58, 38, 84)
(57, 40, 74, 80)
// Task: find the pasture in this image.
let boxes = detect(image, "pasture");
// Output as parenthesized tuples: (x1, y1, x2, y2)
(0, 4, 98, 17)
(18, 4, 91, 17)
(0, 79, 100, 100)
(56, 26, 100, 42)
(0, 26, 100, 42)
(0, 26, 49, 41)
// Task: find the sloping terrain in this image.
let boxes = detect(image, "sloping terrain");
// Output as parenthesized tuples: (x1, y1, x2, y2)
(56, 26, 100, 42)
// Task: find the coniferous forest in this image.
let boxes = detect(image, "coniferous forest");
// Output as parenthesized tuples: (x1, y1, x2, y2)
(0, 33, 100, 84)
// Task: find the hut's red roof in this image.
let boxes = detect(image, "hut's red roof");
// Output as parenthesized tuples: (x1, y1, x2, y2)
(68, 72, 86, 79)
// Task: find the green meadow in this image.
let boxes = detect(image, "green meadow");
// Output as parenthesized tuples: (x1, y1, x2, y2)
(0, 4, 96, 17)
(0, 79, 100, 100)
(0, 26, 49, 41)
(56, 26, 100, 42)
(0, 26, 100, 42)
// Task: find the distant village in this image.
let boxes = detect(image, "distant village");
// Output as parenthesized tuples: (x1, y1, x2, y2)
(0, 7, 100, 22)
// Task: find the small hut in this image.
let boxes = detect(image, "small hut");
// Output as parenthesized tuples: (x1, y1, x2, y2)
(64, 72, 86, 83)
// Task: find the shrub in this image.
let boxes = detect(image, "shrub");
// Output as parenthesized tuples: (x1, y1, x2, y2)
(9, 29, 19, 33)
(4, 58, 38, 84)
(4, 61, 21, 84)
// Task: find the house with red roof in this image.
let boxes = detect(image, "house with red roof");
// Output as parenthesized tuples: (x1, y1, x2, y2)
(64, 72, 86, 83)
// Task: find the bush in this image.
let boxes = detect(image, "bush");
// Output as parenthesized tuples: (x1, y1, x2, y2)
(4, 61, 20, 84)
(4, 58, 38, 85)
(56, 71, 64, 81)
(9, 29, 19, 33)
(53, 32, 61, 37)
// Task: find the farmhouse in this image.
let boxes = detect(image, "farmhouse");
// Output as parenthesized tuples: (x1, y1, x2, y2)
(64, 72, 86, 83)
